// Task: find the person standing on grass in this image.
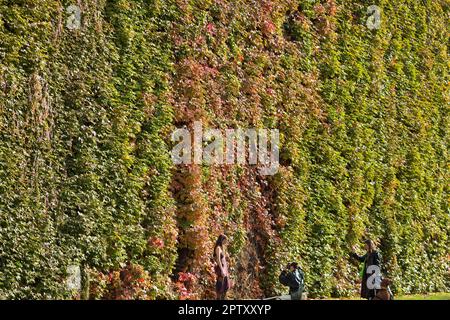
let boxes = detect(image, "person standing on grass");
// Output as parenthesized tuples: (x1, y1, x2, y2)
(214, 234, 230, 300)
(351, 239, 381, 300)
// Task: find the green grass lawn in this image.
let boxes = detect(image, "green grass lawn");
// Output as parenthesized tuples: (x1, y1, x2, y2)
(396, 293, 450, 300)
(314, 292, 450, 300)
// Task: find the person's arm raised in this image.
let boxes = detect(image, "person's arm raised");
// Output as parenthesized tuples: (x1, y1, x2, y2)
(350, 246, 366, 262)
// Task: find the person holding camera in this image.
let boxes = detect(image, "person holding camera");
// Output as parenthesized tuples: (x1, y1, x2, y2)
(278, 262, 305, 300)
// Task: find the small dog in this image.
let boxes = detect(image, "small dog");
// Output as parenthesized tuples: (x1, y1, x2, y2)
(373, 278, 393, 300)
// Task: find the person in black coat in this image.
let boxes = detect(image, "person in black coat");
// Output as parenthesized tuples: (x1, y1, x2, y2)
(350, 239, 381, 300)
(279, 262, 305, 300)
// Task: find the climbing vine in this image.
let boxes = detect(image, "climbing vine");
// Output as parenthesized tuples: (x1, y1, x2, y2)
(0, 0, 448, 299)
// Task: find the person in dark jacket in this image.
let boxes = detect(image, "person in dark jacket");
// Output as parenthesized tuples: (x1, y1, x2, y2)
(350, 239, 381, 300)
(279, 262, 305, 300)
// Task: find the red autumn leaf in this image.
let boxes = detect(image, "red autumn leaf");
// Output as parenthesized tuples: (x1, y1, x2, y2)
(206, 22, 216, 35)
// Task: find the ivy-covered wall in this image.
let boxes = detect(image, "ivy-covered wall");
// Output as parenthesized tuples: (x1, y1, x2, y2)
(0, 0, 448, 299)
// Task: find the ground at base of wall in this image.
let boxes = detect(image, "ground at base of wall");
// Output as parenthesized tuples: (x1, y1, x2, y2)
(310, 292, 450, 300)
